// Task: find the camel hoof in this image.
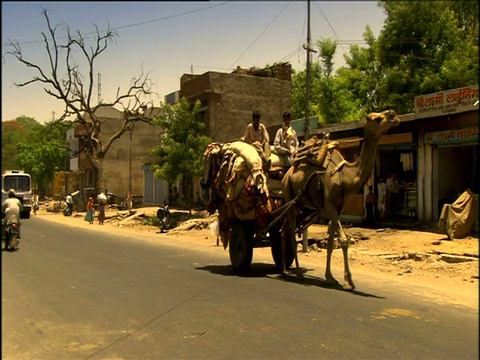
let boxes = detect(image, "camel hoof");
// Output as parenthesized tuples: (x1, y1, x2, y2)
(324, 276, 339, 286)
(295, 272, 305, 281)
(342, 283, 355, 291)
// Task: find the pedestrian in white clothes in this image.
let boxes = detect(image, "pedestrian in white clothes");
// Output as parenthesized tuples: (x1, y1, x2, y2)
(377, 177, 387, 219)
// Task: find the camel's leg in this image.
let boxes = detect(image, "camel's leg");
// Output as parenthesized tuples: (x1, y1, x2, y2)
(281, 217, 290, 276)
(324, 220, 340, 286)
(292, 218, 303, 280)
(336, 220, 355, 290)
(281, 207, 303, 279)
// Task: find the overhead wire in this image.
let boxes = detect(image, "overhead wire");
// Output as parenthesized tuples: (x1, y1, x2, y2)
(313, 1, 349, 57)
(297, 10, 307, 65)
(229, 1, 292, 69)
(2, 1, 233, 47)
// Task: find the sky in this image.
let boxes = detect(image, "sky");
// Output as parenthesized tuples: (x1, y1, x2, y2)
(1, 1, 387, 123)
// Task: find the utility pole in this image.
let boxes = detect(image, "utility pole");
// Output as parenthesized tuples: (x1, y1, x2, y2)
(301, 0, 317, 253)
(303, 0, 317, 142)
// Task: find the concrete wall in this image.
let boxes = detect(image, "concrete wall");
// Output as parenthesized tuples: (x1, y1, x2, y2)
(181, 67, 292, 143)
(97, 114, 163, 198)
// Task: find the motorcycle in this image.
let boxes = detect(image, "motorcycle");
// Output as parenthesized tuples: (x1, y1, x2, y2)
(156, 205, 171, 233)
(2, 217, 20, 251)
(63, 204, 72, 217)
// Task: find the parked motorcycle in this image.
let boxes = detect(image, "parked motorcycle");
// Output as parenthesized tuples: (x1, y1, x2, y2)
(156, 205, 171, 233)
(2, 217, 20, 251)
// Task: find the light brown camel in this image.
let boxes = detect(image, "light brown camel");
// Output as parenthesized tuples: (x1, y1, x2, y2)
(281, 109, 400, 290)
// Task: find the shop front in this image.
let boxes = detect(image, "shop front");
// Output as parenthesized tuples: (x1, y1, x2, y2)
(376, 132, 418, 222)
(425, 126, 478, 222)
(414, 84, 479, 224)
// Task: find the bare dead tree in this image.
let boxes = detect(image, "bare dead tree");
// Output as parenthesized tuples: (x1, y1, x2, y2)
(4, 8, 157, 191)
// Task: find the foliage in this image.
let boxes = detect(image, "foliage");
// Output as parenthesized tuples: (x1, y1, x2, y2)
(150, 98, 212, 184)
(1, 117, 34, 170)
(4, 8, 155, 191)
(375, 0, 478, 113)
(291, 0, 479, 121)
(14, 120, 71, 194)
(291, 65, 321, 120)
(292, 39, 366, 124)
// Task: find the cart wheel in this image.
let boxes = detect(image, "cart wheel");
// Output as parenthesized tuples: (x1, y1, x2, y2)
(229, 221, 254, 273)
(270, 223, 296, 271)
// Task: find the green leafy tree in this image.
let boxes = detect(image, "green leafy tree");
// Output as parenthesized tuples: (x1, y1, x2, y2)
(337, 26, 382, 114)
(15, 120, 71, 195)
(1, 116, 39, 170)
(150, 98, 211, 185)
(376, 0, 479, 113)
(292, 1, 478, 122)
(291, 64, 322, 120)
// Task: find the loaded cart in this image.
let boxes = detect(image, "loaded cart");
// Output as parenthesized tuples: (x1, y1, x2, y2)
(202, 140, 323, 273)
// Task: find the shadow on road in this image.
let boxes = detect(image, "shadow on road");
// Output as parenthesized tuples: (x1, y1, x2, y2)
(196, 263, 385, 299)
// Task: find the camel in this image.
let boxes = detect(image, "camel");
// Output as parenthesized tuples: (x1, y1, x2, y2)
(281, 109, 401, 290)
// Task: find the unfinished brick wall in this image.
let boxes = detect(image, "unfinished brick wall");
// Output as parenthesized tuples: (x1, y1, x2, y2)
(181, 67, 291, 143)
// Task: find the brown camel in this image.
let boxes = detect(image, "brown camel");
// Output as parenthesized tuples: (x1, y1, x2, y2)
(281, 109, 400, 290)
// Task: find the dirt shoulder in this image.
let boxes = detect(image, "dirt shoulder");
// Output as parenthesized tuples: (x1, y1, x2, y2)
(31, 206, 479, 309)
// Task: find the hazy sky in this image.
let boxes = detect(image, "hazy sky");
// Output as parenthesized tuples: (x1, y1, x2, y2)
(2, 1, 386, 123)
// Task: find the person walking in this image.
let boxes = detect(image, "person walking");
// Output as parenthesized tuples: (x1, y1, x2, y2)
(377, 177, 387, 220)
(32, 192, 39, 215)
(386, 173, 400, 220)
(365, 185, 377, 227)
(273, 112, 298, 167)
(84, 196, 95, 224)
(97, 192, 108, 225)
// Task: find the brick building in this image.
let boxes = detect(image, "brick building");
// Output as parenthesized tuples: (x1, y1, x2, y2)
(180, 62, 292, 142)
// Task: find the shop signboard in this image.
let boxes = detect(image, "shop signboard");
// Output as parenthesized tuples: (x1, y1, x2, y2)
(414, 84, 479, 119)
(424, 127, 479, 145)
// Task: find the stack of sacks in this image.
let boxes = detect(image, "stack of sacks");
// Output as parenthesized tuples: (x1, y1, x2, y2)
(222, 141, 270, 222)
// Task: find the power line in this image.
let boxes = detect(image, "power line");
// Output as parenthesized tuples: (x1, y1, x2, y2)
(313, 1, 348, 56)
(2, 1, 233, 48)
(229, 1, 292, 69)
(278, 46, 304, 63)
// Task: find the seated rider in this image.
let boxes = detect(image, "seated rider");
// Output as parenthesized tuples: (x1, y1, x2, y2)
(2, 189, 23, 239)
(273, 112, 298, 168)
(243, 110, 271, 160)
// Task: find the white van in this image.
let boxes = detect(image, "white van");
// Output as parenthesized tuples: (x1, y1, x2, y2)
(2, 170, 32, 219)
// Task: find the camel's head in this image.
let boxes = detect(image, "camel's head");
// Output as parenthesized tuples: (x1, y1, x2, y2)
(364, 109, 400, 139)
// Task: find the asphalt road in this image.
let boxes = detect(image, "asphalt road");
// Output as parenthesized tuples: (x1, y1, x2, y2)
(2, 217, 478, 360)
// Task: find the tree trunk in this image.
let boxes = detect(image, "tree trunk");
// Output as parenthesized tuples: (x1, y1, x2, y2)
(96, 158, 105, 195)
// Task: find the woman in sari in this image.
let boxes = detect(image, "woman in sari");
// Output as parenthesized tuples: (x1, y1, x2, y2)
(85, 197, 95, 224)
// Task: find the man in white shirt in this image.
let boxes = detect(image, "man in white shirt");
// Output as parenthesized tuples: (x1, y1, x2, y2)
(274, 112, 298, 167)
(377, 177, 387, 219)
(65, 193, 74, 214)
(2, 189, 23, 239)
